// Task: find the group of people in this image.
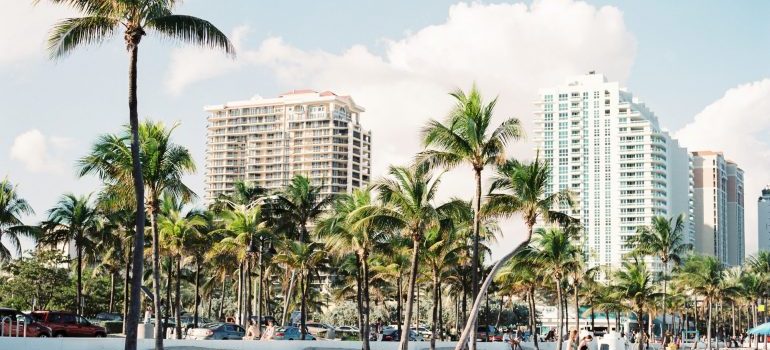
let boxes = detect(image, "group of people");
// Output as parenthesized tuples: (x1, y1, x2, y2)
(244, 319, 276, 340)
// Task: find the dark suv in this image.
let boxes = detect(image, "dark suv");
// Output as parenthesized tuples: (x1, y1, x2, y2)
(31, 311, 106, 337)
(0, 307, 52, 337)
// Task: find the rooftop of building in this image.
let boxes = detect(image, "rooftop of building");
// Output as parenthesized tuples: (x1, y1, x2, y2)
(204, 89, 365, 112)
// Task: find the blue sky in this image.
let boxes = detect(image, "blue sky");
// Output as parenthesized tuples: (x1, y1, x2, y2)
(2, 0, 770, 257)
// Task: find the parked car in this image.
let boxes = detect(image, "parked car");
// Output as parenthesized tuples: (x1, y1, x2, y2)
(274, 326, 317, 340)
(380, 327, 421, 341)
(0, 308, 52, 337)
(336, 325, 359, 333)
(476, 325, 499, 342)
(415, 326, 432, 338)
(30, 311, 106, 337)
(306, 322, 335, 339)
(185, 323, 245, 340)
(94, 312, 122, 322)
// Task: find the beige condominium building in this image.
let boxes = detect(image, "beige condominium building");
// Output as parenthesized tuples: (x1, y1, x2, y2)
(691, 151, 744, 265)
(204, 90, 371, 202)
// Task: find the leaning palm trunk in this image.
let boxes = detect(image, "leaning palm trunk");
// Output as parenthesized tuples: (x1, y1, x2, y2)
(149, 207, 164, 348)
(124, 32, 147, 350)
(453, 228, 534, 350)
(281, 271, 296, 326)
(398, 237, 421, 350)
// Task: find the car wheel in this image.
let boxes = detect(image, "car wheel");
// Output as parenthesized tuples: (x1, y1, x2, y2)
(95, 333, 106, 338)
(38, 334, 49, 338)
(55, 333, 66, 338)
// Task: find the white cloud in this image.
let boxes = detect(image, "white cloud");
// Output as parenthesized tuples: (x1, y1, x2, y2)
(676, 79, 770, 257)
(166, 0, 636, 257)
(10, 129, 71, 174)
(0, 2, 75, 65)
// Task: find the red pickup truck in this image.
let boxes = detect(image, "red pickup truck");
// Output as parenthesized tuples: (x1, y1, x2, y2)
(30, 311, 106, 337)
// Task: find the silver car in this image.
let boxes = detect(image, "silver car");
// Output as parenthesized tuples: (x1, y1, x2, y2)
(185, 323, 245, 340)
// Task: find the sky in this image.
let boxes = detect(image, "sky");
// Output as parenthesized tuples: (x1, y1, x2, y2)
(2, 0, 770, 259)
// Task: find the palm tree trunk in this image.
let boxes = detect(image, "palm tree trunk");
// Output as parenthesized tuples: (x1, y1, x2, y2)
(76, 239, 83, 315)
(174, 257, 182, 339)
(123, 35, 146, 350)
(461, 274, 467, 329)
(574, 281, 580, 333)
(531, 290, 540, 350)
(300, 272, 308, 340)
(362, 253, 372, 350)
(708, 300, 713, 350)
(431, 273, 439, 350)
(109, 272, 116, 313)
(237, 263, 242, 325)
(556, 280, 564, 350)
(495, 295, 503, 329)
(453, 225, 534, 350)
(256, 244, 263, 337)
(470, 168, 482, 350)
(164, 257, 171, 332)
(399, 236, 421, 350)
(150, 207, 164, 349)
(123, 240, 132, 334)
(218, 277, 226, 320)
(194, 260, 200, 328)
(355, 267, 363, 340)
(638, 310, 645, 350)
(663, 261, 668, 342)
(397, 273, 403, 335)
(692, 298, 699, 350)
(246, 257, 252, 323)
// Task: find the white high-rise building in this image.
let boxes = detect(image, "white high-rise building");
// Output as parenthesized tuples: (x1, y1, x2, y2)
(757, 187, 770, 252)
(204, 90, 371, 202)
(533, 72, 694, 275)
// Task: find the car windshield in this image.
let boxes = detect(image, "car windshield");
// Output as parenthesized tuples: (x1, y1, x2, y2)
(202, 323, 221, 329)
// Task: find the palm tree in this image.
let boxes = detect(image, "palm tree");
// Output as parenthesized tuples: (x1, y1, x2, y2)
(611, 258, 659, 350)
(274, 241, 327, 340)
(318, 187, 388, 350)
(627, 214, 690, 337)
(0, 178, 35, 262)
(38, 193, 101, 315)
(526, 227, 579, 350)
(79, 120, 196, 345)
(370, 165, 463, 350)
(679, 254, 726, 350)
(270, 175, 334, 325)
(158, 201, 206, 339)
(40, 2, 234, 348)
(418, 85, 523, 350)
(454, 154, 575, 349)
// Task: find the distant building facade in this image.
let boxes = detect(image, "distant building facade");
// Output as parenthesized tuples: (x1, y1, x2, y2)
(204, 90, 371, 202)
(691, 151, 744, 265)
(758, 187, 770, 252)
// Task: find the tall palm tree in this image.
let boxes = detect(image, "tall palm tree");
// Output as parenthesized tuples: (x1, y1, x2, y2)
(270, 175, 334, 325)
(418, 85, 523, 350)
(40, 2, 233, 348)
(526, 227, 579, 350)
(679, 254, 726, 350)
(38, 193, 101, 315)
(0, 178, 35, 262)
(454, 154, 575, 350)
(611, 258, 659, 350)
(79, 120, 196, 345)
(274, 241, 327, 340)
(628, 214, 690, 336)
(370, 165, 463, 350)
(158, 201, 205, 338)
(317, 187, 388, 350)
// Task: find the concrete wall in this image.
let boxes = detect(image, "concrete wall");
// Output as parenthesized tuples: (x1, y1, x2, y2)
(0, 338, 511, 350)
